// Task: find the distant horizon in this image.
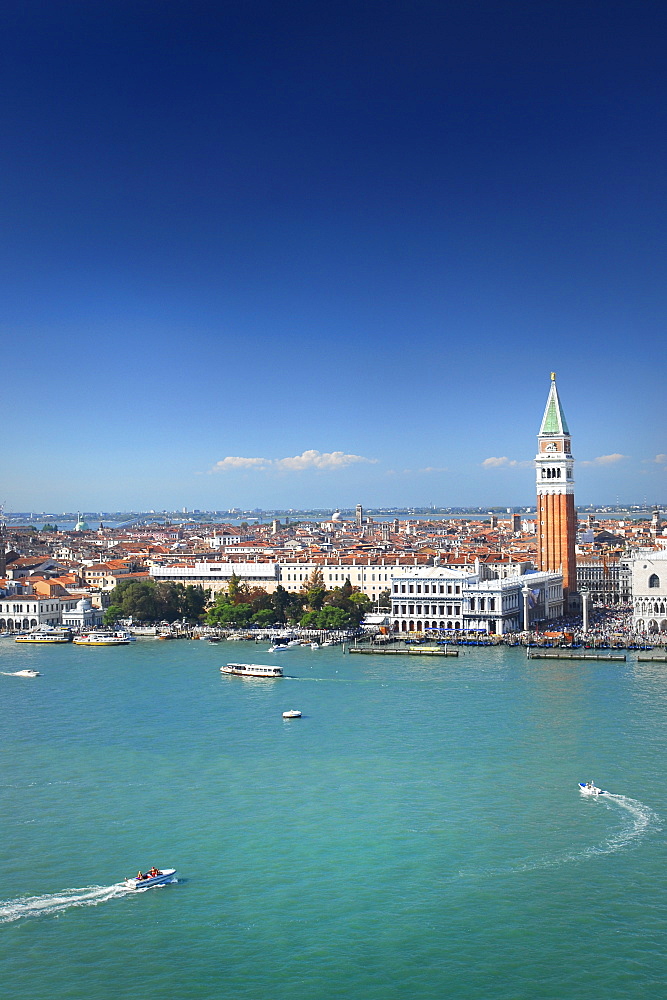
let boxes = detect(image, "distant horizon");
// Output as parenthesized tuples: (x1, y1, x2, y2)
(3, 501, 664, 524)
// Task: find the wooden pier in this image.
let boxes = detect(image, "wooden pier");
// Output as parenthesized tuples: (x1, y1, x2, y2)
(637, 652, 667, 662)
(528, 650, 626, 661)
(350, 645, 459, 657)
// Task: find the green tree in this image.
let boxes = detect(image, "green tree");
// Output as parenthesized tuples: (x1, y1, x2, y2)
(227, 573, 242, 604)
(377, 589, 392, 608)
(103, 603, 124, 625)
(306, 587, 327, 612)
(251, 608, 275, 627)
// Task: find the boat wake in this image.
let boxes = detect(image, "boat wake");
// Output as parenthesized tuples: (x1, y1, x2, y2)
(0, 875, 177, 924)
(0, 884, 133, 923)
(457, 793, 660, 879)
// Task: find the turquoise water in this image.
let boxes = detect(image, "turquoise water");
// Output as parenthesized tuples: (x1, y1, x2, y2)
(1, 637, 665, 999)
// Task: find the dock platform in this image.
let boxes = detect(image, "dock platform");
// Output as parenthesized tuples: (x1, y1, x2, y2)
(350, 645, 459, 657)
(637, 652, 667, 662)
(528, 651, 626, 661)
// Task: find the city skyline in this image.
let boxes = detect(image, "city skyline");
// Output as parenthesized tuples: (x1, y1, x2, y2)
(2, 3, 665, 511)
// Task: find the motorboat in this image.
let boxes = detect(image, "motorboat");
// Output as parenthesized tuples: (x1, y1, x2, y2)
(9, 669, 41, 677)
(268, 644, 289, 652)
(282, 709, 302, 718)
(124, 868, 177, 889)
(310, 643, 320, 650)
(578, 781, 606, 796)
(221, 662, 283, 678)
(73, 630, 135, 646)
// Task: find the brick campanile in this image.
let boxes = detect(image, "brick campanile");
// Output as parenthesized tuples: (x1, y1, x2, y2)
(535, 373, 577, 602)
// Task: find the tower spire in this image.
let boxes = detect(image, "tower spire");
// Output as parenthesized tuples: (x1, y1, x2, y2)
(539, 372, 570, 436)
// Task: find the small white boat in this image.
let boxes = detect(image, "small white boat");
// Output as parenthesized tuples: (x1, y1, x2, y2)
(310, 643, 320, 650)
(221, 662, 283, 678)
(124, 867, 177, 889)
(268, 644, 289, 652)
(578, 781, 606, 796)
(282, 709, 302, 719)
(321, 640, 334, 647)
(9, 669, 41, 678)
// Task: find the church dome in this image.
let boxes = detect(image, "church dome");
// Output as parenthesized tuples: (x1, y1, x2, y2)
(332, 511, 342, 521)
(74, 512, 89, 531)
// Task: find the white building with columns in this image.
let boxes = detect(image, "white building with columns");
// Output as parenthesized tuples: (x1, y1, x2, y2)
(390, 567, 563, 635)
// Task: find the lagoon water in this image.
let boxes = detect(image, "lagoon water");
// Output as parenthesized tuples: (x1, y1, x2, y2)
(1, 637, 666, 999)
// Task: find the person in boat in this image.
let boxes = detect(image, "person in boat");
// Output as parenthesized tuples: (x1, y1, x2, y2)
(137, 871, 144, 880)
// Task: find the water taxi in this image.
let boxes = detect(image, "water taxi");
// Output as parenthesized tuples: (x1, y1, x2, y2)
(220, 663, 283, 678)
(73, 630, 135, 646)
(282, 709, 302, 718)
(15, 627, 72, 644)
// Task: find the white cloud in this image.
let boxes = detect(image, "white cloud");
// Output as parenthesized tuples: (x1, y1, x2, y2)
(483, 456, 513, 467)
(209, 449, 376, 473)
(209, 456, 270, 471)
(274, 450, 376, 471)
(418, 466, 448, 474)
(654, 454, 667, 465)
(580, 453, 627, 467)
(482, 457, 530, 469)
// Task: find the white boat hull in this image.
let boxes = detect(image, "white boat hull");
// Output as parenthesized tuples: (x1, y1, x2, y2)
(124, 868, 177, 889)
(579, 782, 605, 796)
(221, 663, 283, 677)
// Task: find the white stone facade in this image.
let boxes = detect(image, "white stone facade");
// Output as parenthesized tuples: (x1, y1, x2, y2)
(390, 567, 563, 635)
(631, 549, 667, 633)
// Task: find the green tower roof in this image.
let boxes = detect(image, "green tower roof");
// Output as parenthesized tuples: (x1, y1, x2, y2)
(539, 374, 570, 436)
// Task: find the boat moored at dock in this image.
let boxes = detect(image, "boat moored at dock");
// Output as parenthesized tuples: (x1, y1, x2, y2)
(15, 627, 72, 644)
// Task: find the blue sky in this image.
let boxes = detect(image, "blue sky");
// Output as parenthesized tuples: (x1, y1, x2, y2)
(2, 1, 665, 512)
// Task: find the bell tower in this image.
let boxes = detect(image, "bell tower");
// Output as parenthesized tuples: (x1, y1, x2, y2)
(535, 373, 577, 602)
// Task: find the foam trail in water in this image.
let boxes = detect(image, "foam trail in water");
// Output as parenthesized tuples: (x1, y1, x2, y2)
(457, 793, 660, 879)
(0, 883, 130, 924)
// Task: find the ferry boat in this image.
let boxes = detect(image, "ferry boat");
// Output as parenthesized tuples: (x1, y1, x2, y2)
(73, 630, 135, 646)
(220, 662, 283, 678)
(15, 627, 72, 644)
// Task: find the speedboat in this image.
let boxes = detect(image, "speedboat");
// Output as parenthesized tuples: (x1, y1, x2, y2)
(282, 709, 302, 718)
(124, 868, 177, 889)
(10, 669, 40, 677)
(579, 781, 606, 796)
(268, 644, 289, 652)
(310, 643, 320, 650)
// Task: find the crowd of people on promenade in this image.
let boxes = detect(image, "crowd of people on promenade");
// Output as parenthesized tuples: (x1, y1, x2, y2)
(523, 603, 665, 647)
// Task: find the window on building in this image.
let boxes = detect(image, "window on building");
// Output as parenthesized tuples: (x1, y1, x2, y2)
(649, 574, 660, 588)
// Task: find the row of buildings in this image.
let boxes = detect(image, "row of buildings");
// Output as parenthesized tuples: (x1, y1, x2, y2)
(1, 375, 665, 634)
